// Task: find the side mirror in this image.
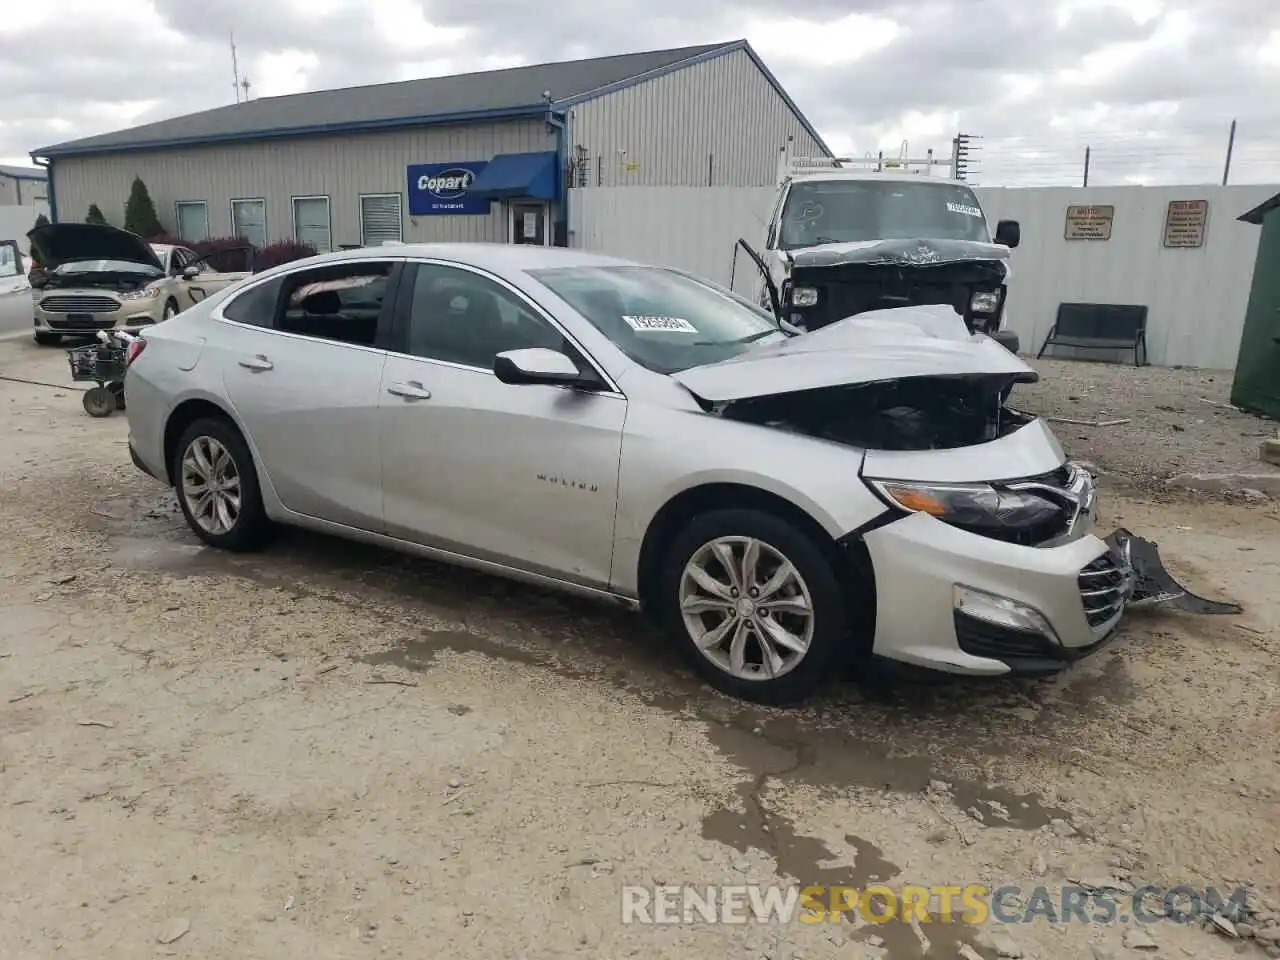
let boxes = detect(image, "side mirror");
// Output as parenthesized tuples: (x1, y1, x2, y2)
(994, 219, 1020, 248)
(182, 265, 200, 280)
(493, 348, 584, 386)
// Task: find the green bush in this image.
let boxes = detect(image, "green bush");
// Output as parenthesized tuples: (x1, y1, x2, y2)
(33, 212, 50, 229)
(85, 203, 107, 225)
(123, 176, 163, 237)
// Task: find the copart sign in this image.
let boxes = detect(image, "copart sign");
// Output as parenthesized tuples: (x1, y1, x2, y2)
(406, 161, 490, 215)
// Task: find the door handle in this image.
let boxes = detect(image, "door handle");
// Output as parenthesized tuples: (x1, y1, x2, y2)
(387, 380, 431, 400)
(238, 354, 273, 371)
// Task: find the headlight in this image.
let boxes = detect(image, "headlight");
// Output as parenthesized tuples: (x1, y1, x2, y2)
(790, 286, 819, 307)
(969, 291, 1000, 314)
(866, 478, 1064, 536)
(121, 284, 162, 301)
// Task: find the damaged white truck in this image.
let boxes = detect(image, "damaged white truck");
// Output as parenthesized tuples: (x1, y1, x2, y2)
(737, 155, 1022, 353)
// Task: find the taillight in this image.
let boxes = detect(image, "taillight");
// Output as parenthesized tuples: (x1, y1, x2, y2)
(125, 338, 147, 366)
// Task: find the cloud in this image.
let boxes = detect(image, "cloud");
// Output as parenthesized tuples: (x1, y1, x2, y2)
(1, 0, 1277, 188)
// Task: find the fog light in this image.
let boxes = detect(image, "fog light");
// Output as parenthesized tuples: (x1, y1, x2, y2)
(953, 585, 1060, 643)
(790, 286, 819, 307)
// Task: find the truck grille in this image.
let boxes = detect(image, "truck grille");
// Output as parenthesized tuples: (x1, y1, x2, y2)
(40, 295, 121, 314)
(1078, 552, 1133, 631)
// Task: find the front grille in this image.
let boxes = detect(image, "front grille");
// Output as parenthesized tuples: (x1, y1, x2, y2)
(1078, 553, 1132, 630)
(40, 295, 121, 314)
(46, 316, 117, 331)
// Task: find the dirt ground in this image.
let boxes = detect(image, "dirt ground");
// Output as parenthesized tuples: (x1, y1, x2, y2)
(1018, 358, 1280, 494)
(1, 340, 1278, 960)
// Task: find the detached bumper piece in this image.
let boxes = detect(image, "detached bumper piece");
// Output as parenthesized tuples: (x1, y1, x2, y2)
(1104, 527, 1242, 615)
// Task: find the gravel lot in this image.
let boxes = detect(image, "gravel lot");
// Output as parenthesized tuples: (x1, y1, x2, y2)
(1, 340, 1278, 960)
(1018, 358, 1279, 495)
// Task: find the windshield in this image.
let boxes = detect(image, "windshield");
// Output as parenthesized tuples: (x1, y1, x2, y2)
(53, 259, 164, 276)
(528, 265, 784, 374)
(779, 179, 991, 249)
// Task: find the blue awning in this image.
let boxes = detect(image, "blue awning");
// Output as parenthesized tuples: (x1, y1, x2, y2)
(468, 151, 558, 201)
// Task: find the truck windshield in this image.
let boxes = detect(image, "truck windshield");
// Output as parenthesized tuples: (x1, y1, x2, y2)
(778, 180, 991, 250)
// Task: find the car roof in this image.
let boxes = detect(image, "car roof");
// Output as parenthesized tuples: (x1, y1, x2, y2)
(150, 243, 176, 253)
(292, 242, 647, 272)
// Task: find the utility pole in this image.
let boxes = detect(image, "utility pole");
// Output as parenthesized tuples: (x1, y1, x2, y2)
(1222, 119, 1237, 186)
(230, 32, 242, 103)
(1083, 146, 1091, 187)
(952, 133, 980, 181)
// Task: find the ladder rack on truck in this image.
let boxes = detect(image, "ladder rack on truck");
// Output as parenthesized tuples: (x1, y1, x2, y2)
(777, 152, 952, 186)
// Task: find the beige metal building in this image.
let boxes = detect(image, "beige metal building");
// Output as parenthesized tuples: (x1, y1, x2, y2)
(0, 164, 47, 207)
(32, 40, 829, 253)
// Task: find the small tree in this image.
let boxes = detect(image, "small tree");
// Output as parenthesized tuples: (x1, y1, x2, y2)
(123, 176, 163, 237)
(85, 203, 107, 225)
(33, 212, 50, 229)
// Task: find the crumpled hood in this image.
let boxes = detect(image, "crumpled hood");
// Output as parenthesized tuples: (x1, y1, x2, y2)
(786, 237, 1012, 270)
(27, 222, 164, 271)
(673, 304, 1036, 403)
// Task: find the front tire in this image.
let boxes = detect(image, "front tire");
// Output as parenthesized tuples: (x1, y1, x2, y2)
(162, 299, 179, 322)
(657, 508, 849, 705)
(172, 417, 272, 551)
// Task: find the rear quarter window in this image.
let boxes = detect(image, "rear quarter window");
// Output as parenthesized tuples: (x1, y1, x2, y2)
(222, 277, 283, 328)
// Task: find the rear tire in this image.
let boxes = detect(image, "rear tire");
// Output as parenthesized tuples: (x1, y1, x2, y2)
(657, 508, 850, 705)
(33, 330, 60, 346)
(172, 417, 273, 551)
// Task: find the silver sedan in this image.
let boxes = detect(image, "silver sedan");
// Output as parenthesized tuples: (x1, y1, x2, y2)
(124, 243, 1130, 704)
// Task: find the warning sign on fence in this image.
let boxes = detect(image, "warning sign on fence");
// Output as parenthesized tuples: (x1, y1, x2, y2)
(1064, 205, 1115, 240)
(1163, 200, 1208, 248)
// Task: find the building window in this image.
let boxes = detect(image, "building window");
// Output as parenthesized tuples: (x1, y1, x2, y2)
(230, 198, 267, 249)
(359, 193, 403, 246)
(175, 201, 209, 243)
(292, 196, 332, 253)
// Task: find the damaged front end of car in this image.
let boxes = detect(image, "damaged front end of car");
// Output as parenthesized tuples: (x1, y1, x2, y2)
(675, 323, 1240, 675)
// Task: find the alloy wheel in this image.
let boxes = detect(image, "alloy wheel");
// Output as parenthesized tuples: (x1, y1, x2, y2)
(678, 536, 815, 681)
(180, 436, 242, 536)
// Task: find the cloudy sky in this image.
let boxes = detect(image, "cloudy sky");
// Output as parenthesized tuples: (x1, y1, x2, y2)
(2, 0, 1278, 187)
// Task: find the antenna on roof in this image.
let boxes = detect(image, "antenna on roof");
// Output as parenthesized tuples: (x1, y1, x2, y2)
(241, 76, 253, 100)
(230, 31, 242, 103)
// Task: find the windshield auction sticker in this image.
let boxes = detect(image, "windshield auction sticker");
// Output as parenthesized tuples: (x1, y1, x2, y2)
(946, 201, 984, 217)
(622, 315, 698, 333)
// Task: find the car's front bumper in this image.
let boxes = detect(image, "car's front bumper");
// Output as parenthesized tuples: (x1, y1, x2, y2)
(34, 295, 165, 334)
(861, 511, 1134, 676)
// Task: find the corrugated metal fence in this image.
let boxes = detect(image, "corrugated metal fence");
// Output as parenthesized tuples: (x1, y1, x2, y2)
(569, 183, 1279, 369)
(0, 204, 50, 254)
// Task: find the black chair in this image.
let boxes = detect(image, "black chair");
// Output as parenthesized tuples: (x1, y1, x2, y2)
(1036, 303, 1149, 366)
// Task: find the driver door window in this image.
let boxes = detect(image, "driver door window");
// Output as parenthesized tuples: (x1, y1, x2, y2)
(402, 263, 574, 370)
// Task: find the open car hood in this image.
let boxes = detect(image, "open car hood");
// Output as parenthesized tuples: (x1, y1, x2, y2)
(672, 304, 1036, 404)
(787, 237, 1012, 270)
(26, 222, 163, 271)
